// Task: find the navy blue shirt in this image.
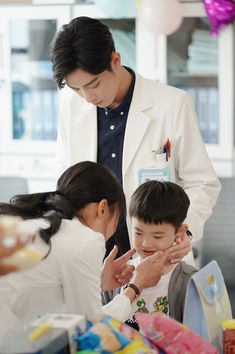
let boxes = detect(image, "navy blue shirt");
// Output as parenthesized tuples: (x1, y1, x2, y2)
(97, 68, 135, 185)
(97, 68, 135, 255)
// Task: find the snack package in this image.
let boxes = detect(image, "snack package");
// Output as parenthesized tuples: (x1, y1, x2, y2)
(31, 313, 86, 354)
(0, 326, 69, 354)
(0, 216, 48, 270)
(136, 312, 219, 354)
(0, 215, 22, 237)
(75, 314, 159, 354)
(1, 244, 44, 270)
(222, 319, 235, 354)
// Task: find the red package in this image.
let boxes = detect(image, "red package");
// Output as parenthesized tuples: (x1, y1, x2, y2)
(136, 313, 219, 354)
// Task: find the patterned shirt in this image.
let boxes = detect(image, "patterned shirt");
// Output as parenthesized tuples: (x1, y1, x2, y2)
(125, 255, 176, 329)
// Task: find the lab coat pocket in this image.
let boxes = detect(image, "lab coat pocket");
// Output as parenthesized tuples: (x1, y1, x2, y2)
(154, 152, 168, 167)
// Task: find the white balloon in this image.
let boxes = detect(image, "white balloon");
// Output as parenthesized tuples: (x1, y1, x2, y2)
(138, 0, 183, 35)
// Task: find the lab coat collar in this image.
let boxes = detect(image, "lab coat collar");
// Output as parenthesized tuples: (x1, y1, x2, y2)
(69, 74, 154, 174)
(69, 100, 97, 165)
(122, 74, 153, 175)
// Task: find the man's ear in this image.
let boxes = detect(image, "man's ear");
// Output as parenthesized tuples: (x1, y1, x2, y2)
(97, 199, 108, 218)
(175, 224, 188, 239)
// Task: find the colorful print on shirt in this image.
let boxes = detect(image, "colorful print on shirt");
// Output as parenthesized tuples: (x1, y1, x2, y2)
(136, 299, 148, 313)
(153, 296, 169, 314)
(126, 295, 169, 329)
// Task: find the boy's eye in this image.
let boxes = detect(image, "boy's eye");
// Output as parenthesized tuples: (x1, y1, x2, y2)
(135, 232, 142, 236)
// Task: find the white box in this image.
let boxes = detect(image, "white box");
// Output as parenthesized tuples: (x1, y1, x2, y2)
(31, 313, 86, 354)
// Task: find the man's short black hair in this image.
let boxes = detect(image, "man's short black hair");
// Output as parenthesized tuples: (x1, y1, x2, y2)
(129, 180, 190, 230)
(49, 16, 115, 89)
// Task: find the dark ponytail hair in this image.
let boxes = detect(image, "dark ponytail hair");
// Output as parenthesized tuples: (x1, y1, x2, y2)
(0, 161, 126, 244)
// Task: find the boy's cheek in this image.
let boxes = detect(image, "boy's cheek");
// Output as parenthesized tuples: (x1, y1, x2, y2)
(133, 238, 140, 251)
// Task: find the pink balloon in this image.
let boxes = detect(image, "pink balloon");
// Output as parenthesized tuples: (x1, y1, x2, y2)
(204, 0, 235, 35)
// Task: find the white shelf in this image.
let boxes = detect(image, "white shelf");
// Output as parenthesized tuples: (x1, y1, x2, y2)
(169, 71, 217, 78)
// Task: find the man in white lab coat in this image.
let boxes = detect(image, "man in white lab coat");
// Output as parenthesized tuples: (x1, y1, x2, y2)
(50, 16, 221, 265)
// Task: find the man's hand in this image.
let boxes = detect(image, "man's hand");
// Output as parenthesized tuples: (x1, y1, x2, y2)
(101, 246, 136, 291)
(167, 232, 192, 264)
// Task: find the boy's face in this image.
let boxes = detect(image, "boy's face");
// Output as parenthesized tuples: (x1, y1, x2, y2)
(132, 217, 182, 259)
(64, 53, 121, 109)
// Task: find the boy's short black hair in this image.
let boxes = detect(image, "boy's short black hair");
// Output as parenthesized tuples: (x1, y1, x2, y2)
(129, 181, 190, 230)
(49, 16, 115, 89)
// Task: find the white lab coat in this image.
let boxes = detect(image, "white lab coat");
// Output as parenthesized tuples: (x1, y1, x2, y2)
(57, 74, 221, 263)
(0, 218, 131, 345)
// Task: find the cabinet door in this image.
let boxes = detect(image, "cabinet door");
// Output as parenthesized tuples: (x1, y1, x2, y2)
(73, 4, 136, 70)
(136, 3, 235, 176)
(0, 5, 70, 155)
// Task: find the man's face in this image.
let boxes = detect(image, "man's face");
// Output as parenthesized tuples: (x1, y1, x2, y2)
(132, 217, 178, 259)
(64, 54, 121, 109)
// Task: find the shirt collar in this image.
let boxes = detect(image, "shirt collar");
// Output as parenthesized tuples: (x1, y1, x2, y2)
(103, 66, 136, 114)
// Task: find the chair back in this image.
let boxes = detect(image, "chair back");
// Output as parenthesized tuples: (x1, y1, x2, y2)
(0, 176, 28, 203)
(201, 177, 235, 287)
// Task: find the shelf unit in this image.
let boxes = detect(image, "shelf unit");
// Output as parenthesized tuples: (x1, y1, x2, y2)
(136, 2, 235, 176)
(0, 5, 71, 191)
(0, 1, 234, 195)
(0, 3, 137, 191)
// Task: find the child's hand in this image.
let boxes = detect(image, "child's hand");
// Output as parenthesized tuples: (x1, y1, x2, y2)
(167, 232, 192, 264)
(101, 246, 136, 291)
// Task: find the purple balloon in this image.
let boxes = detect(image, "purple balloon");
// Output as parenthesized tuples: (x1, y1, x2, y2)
(203, 0, 235, 35)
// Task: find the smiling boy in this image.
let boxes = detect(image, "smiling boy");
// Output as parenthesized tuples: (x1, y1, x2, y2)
(125, 180, 197, 329)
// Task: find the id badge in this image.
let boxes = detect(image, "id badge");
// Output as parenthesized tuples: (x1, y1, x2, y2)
(138, 167, 170, 185)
